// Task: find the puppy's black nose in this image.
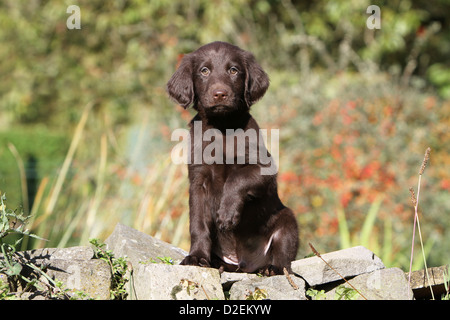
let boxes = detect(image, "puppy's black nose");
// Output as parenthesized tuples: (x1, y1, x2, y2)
(213, 89, 228, 103)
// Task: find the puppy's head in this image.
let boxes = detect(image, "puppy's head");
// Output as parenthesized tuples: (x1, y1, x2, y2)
(166, 41, 269, 116)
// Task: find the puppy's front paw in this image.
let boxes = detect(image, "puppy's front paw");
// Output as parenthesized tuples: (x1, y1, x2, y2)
(180, 255, 210, 267)
(258, 265, 285, 276)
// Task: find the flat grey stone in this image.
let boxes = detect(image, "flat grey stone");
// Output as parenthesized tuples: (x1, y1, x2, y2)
(131, 264, 225, 300)
(104, 223, 187, 268)
(291, 246, 385, 286)
(43, 259, 111, 299)
(229, 275, 306, 300)
(220, 271, 262, 291)
(49, 246, 95, 260)
(408, 265, 450, 299)
(1, 247, 107, 299)
(322, 267, 414, 300)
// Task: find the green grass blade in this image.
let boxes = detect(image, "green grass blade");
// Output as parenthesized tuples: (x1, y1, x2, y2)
(336, 207, 351, 249)
(360, 196, 383, 249)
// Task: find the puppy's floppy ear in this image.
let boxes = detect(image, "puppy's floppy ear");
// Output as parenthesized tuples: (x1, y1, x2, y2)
(166, 54, 194, 109)
(243, 51, 269, 107)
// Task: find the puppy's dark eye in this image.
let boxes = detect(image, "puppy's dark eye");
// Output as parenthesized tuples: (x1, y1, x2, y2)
(229, 67, 239, 75)
(200, 67, 210, 76)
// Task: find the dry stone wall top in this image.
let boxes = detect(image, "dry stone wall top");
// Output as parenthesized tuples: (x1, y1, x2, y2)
(103, 223, 414, 300)
(3, 223, 429, 300)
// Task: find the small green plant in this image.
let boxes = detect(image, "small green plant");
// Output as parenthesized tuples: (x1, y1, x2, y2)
(140, 256, 174, 265)
(334, 285, 358, 300)
(89, 238, 129, 300)
(0, 275, 15, 300)
(306, 288, 326, 300)
(0, 193, 47, 297)
(245, 287, 268, 300)
(46, 279, 94, 300)
(156, 256, 174, 265)
(307, 286, 359, 300)
(0, 194, 87, 299)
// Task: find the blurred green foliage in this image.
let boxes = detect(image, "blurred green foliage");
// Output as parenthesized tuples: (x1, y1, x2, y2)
(0, 0, 449, 127)
(0, 0, 449, 269)
(0, 127, 68, 208)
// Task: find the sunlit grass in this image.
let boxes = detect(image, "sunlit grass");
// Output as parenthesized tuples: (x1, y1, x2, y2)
(12, 103, 190, 252)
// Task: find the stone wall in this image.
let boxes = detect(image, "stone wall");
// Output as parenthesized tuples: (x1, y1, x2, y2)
(1, 223, 447, 300)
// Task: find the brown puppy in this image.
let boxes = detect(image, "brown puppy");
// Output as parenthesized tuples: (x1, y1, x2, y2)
(167, 41, 298, 275)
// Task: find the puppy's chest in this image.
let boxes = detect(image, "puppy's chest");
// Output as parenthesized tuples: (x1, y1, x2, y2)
(200, 164, 229, 196)
(191, 120, 261, 163)
(202, 131, 260, 165)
